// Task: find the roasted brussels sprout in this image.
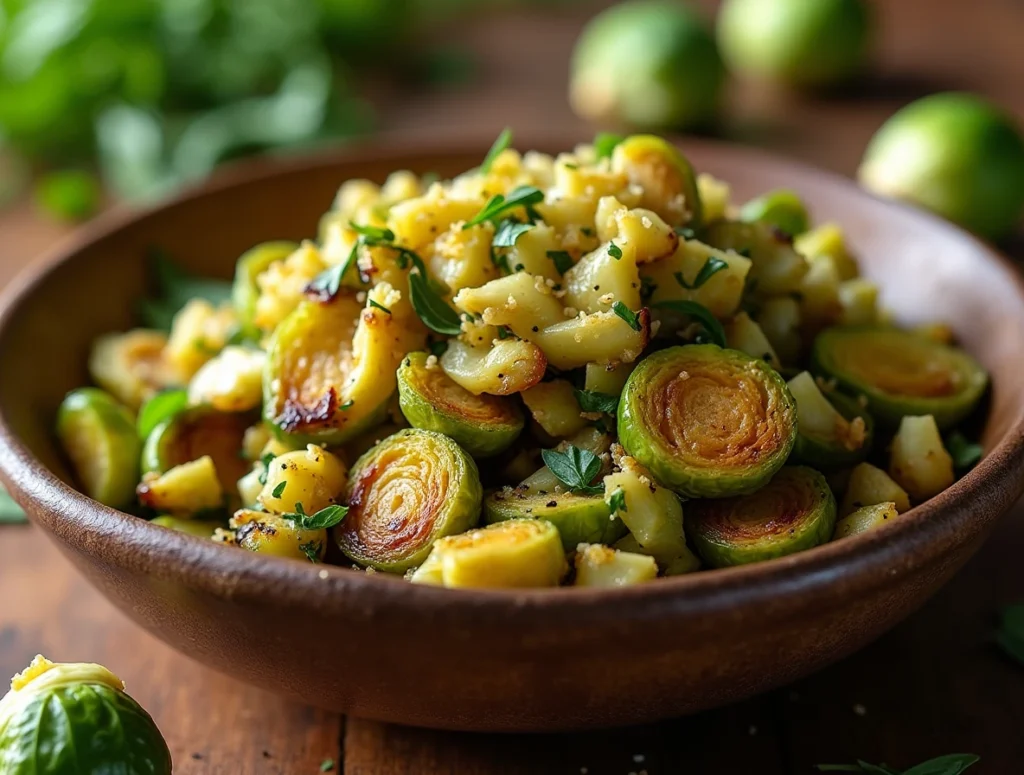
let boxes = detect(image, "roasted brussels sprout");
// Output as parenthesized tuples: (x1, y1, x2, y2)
(611, 135, 702, 227)
(409, 518, 567, 589)
(231, 241, 299, 339)
(811, 327, 988, 428)
(740, 188, 809, 236)
(264, 288, 424, 445)
(56, 388, 140, 510)
(833, 502, 899, 539)
(232, 509, 328, 562)
(397, 352, 523, 457)
(573, 543, 659, 587)
(686, 466, 836, 567)
(0, 656, 171, 774)
(618, 345, 797, 498)
(187, 346, 266, 413)
(335, 429, 482, 573)
(484, 488, 627, 551)
(787, 371, 873, 469)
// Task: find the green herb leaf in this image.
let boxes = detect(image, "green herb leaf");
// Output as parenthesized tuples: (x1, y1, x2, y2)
(300, 540, 322, 564)
(903, 754, 981, 775)
(674, 256, 728, 290)
(350, 223, 395, 242)
(640, 275, 658, 300)
(493, 219, 535, 247)
(136, 389, 189, 440)
(612, 301, 642, 332)
(369, 299, 391, 315)
(574, 389, 619, 414)
(946, 432, 983, 471)
(541, 445, 603, 495)
(608, 242, 623, 260)
(0, 483, 27, 524)
(996, 603, 1024, 666)
(608, 488, 627, 515)
(272, 481, 287, 499)
(305, 262, 347, 303)
(594, 132, 624, 160)
(33, 169, 101, 222)
(409, 273, 463, 335)
(138, 249, 232, 331)
(429, 340, 449, 357)
(464, 186, 544, 228)
(653, 300, 726, 348)
(283, 504, 349, 531)
(481, 128, 512, 174)
(546, 250, 575, 274)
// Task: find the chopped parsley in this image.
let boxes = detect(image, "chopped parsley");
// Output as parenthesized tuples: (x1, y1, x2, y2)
(464, 185, 544, 228)
(674, 256, 728, 290)
(339, 399, 354, 410)
(281, 503, 349, 531)
(574, 388, 619, 414)
(271, 481, 287, 499)
(608, 241, 623, 260)
(612, 301, 642, 332)
(546, 250, 574, 274)
(541, 445, 603, 495)
(492, 219, 535, 247)
(653, 299, 726, 348)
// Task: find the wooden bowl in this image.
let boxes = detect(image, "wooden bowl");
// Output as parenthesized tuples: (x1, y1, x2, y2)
(1, 135, 1023, 732)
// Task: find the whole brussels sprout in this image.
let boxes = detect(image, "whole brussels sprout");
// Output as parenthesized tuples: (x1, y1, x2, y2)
(570, 0, 725, 130)
(0, 656, 172, 774)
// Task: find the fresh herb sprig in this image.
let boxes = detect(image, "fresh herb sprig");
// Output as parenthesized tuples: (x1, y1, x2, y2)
(480, 128, 512, 175)
(409, 273, 463, 335)
(541, 445, 603, 496)
(493, 219, 534, 247)
(282, 503, 349, 530)
(653, 299, 726, 348)
(612, 301, 643, 332)
(464, 186, 544, 229)
(674, 256, 728, 290)
(574, 389, 619, 415)
(817, 753, 979, 774)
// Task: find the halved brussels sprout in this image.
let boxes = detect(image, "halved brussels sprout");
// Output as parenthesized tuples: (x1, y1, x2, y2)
(397, 352, 523, 457)
(811, 327, 988, 428)
(264, 286, 424, 445)
(833, 502, 899, 540)
(335, 429, 482, 573)
(56, 388, 140, 509)
(740, 189, 809, 236)
(685, 466, 836, 567)
(409, 518, 567, 589)
(187, 346, 266, 413)
(610, 135, 702, 227)
(151, 515, 223, 538)
(141, 405, 251, 494)
(0, 656, 171, 774)
(573, 543, 659, 587)
(231, 241, 299, 339)
(787, 371, 873, 469)
(484, 488, 627, 551)
(618, 345, 797, 498)
(88, 329, 176, 410)
(702, 219, 808, 295)
(232, 509, 327, 562)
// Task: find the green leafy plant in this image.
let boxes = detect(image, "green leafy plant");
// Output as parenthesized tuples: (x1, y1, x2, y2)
(282, 503, 349, 531)
(574, 389, 619, 414)
(612, 301, 642, 331)
(541, 445, 603, 495)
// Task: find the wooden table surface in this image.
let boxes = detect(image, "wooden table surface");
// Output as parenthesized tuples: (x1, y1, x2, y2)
(2, 1, 1023, 772)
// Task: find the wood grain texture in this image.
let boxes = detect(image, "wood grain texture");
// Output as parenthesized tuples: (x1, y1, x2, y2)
(0, 0, 1022, 770)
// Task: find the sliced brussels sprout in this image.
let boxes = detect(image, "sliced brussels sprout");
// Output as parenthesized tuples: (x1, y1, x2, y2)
(231, 241, 299, 339)
(685, 466, 836, 568)
(232, 509, 327, 562)
(150, 515, 222, 538)
(0, 656, 171, 774)
(187, 346, 266, 413)
(610, 135, 702, 227)
(335, 429, 482, 573)
(56, 388, 140, 509)
(409, 518, 567, 589)
(889, 414, 955, 501)
(88, 329, 176, 410)
(258, 444, 347, 516)
(833, 502, 899, 540)
(264, 285, 424, 445)
(702, 219, 808, 295)
(137, 456, 224, 517)
(740, 189, 809, 236)
(811, 327, 988, 428)
(787, 371, 873, 469)
(521, 380, 588, 439)
(840, 462, 911, 516)
(141, 405, 251, 494)
(574, 543, 659, 587)
(484, 488, 627, 551)
(440, 338, 547, 396)
(397, 352, 523, 457)
(618, 345, 797, 498)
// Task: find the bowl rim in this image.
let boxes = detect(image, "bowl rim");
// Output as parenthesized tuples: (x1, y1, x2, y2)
(2, 132, 1023, 621)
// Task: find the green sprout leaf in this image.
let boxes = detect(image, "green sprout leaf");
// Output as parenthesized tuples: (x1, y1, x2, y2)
(594, 132, 624, 160)
(541, 445, 603, 495)
(612, 301, 642, 332)
(136, 389, 189, 440)
(493, 219, 535, 248)
(674, 256, 728, 290)
(409, 273, 463, 336)
(653, 299, 727, 348)
(464, 186, 544, 228)
(546, 250, 574, 274)
(0, 483, 27, 524)
(574, 389, 619, 414)
(946, 432, 983, 471)
(480, 128, 512, 174)
(282, 504, 348, 531)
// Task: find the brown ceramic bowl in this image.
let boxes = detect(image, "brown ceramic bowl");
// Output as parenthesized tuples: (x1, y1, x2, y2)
(1, 134, 1023, 732)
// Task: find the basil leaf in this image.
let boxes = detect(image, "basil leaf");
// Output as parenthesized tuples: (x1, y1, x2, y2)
(653, 299, 727, 348)
(409, 273, 463, 335)
(612, 301, 642, 332)
(546, 250, 574, 274)
(138, 249, 232, 331)
(481, 128, 512, 174)
(284, 504, 348, 530)
(946, 432, 983, 471)
(574, 388, 619, 414)
(674, 256, 728, 290)
(464, 186, 544, 228)
(0, 483, 27, 524)
(137, 389, 189, 440)
(541, 445, 603, 495)
(493, 219, 534, 247)
(594, 132, 624, 160)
